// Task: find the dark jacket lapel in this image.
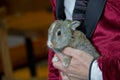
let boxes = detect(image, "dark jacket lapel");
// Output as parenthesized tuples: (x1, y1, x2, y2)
(56, 0, 66, 20)
(84, 0, 106, 38)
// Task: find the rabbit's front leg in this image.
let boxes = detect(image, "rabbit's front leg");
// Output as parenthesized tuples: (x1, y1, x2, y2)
(62, 55, 72, 68)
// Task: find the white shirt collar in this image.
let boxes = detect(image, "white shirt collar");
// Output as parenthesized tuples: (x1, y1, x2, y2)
(64, 0, 76, 20)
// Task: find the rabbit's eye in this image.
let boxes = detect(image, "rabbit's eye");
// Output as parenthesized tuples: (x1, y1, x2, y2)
(57, 31, 61, 36)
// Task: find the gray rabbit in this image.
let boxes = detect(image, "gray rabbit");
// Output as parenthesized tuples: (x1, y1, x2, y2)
(47, 20, 99, 67)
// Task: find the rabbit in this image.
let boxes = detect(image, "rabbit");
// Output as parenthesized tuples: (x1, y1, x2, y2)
(47, 20, 99, 68)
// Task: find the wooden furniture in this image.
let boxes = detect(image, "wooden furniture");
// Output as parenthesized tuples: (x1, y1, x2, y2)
(0, 24, 13, 80)
(0, 0, 54, 79)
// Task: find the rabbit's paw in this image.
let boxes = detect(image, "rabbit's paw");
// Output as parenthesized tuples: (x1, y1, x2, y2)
(62, 57, 71, 67)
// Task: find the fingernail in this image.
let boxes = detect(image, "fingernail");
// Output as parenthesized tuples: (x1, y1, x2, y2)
(52, 56, 59, 62)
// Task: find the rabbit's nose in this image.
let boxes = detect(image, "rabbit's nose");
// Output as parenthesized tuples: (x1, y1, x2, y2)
(47, 41, 53, 48)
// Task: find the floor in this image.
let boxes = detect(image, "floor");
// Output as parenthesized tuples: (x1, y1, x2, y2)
(2, 59, 48, 80)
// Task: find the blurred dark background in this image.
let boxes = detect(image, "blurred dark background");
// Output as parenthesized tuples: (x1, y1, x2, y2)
(0, 0, 54, 80)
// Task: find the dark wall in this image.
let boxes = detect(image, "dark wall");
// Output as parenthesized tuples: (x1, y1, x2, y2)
(0, 0, 52, 14)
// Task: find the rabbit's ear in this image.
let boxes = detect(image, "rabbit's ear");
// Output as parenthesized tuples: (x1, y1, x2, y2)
(70, 21, 81, 30)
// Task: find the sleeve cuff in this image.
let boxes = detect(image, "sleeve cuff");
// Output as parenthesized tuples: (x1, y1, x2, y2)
(89, 59, 103, 80)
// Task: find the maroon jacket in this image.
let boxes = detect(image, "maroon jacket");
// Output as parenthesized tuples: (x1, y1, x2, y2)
(48, 0, 120, 80)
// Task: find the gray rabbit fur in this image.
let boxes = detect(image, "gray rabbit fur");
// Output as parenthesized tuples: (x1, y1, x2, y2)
(47, 20, 99, 67)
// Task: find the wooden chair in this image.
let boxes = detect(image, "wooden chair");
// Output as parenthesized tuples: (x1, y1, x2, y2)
(0, 0, 54, 79)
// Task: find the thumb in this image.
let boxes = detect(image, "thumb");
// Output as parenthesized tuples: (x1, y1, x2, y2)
(52, 54, 66, 72)
(52, 54, 59, 62)
(52, 59, 65, 71)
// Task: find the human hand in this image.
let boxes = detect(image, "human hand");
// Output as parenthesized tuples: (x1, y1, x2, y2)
(52, 47, 94, 80)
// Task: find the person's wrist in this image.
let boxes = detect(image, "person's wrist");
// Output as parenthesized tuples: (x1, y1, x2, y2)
(88, 58, 96, 80)
(83, 54, 94, 79)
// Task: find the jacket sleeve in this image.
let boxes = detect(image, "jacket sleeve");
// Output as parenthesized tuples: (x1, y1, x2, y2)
(97, 55, 120, 80)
